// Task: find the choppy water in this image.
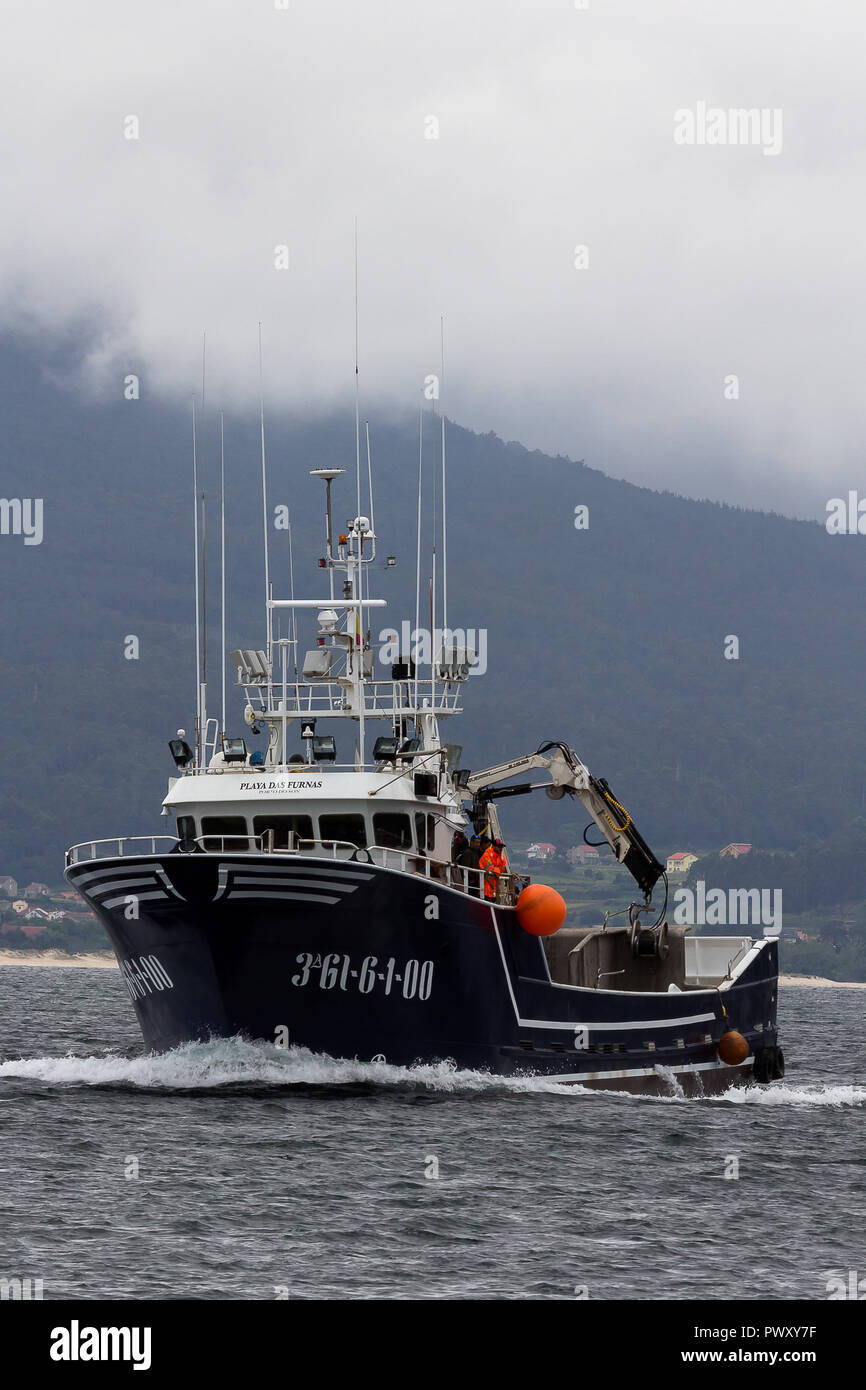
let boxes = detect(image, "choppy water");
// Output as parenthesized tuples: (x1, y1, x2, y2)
(0, 968, 863, 1300)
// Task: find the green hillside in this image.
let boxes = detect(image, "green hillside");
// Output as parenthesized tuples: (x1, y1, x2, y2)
(2, 337, 866, 893)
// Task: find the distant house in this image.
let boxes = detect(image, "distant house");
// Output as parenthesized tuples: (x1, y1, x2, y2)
(24, 882, 50, 897)
(11, 900, 29, 915)
(19, 922, 47, 938)
(0, 876, 18, 897)
(568, 845, 600, 864)
(527, 842, 557, 862)
(720, 843, 752, 858)
(666, 851, 698, 874)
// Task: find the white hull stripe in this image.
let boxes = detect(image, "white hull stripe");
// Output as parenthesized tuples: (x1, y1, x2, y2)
(101, 891, 172, 910)
(90, 878, 166, 896)
(154, 868, 185, 898)
(227, 891, 341, 905)
(73, 863, 184, 901)
(73, 865, 158, 888)
(540, 1058, 751, 1084)
(213, 862, 369, 901)
(228, 876, 357, 893)
(490, 910, 717, 1033)
(216, 861, 374, 881)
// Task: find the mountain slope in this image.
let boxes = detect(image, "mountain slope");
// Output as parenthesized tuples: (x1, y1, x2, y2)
(1, 337, 865, 883)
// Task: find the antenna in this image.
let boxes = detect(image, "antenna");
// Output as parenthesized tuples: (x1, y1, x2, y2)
(258, 324, 272, 668)
(431, 404, 437, 707)
(310, 468, 344, 602)
(201, 332, 206, 415)
(414, 408, 422, 716)
(365, 420, 375, 552)
(440, 316, 447, 635)
(287, 507, 298, 686)
(354, 219, 361, 526)
(191, 398, 202, 765)
(220, 410, 226, 737)
(201, 490, 207, 752)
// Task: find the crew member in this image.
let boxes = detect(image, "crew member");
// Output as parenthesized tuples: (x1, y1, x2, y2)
(480, 837, 508, 901)
(457, 833, 483, 895)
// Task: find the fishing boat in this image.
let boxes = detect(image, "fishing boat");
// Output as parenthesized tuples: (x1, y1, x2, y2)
(64, 408, 782, 1095)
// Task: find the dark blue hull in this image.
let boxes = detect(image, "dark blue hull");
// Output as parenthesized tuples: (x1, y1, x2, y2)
(65, 853, 780, 1094)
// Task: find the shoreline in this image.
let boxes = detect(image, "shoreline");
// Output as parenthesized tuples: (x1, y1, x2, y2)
(778, 972, 866, 988)
(0, 949, 117, 969)
(0, 951, 864, 987)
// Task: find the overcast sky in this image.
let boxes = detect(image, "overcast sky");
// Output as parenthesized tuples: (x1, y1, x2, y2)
(2, 0, 865, 518)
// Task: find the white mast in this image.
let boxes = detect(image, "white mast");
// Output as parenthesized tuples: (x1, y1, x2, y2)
(353, 223, 364, 766)
(220, 410, 226, 737)
(287, 508, 298, 689)
(414, 408, 423, 719)
(431, 404, 437, 709)
(191, 398, 202, 765)
(258, 323, 272, 698)
(353, 220, 361, 528)
(200, 490, 207, 753)
(365, 421, 376, 553)
(440, 316, 447, 636)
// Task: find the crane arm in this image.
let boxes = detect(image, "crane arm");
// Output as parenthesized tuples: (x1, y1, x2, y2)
(460, 741, 664, 898)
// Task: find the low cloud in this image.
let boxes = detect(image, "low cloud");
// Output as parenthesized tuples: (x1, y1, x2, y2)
(1, 0, 864, 518)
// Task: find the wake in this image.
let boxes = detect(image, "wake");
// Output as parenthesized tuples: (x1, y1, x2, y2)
(0, 1038, 862, 1105)
(0, 1038, 579, 1096)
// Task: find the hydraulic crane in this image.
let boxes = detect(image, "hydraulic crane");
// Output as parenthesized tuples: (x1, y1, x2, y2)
(457, 741, 665, 901)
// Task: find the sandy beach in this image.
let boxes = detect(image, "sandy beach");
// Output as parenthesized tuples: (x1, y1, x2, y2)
(778, 973, 866, 988)
(0, 949, 117, 969)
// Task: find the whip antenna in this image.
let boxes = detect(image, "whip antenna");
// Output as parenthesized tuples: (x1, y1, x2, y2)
(354, 219, 361, 526)
(220, 410, 226, 737)
(191, 398, 202, 764)
(258, 323, 272, 670)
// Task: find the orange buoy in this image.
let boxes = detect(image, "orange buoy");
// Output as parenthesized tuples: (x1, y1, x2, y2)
(516, 884, 567, 936)
(718, 1030, 750, 1065)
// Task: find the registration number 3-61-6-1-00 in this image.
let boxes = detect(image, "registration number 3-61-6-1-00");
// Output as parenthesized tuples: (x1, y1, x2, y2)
(291, 953, 434, 1001)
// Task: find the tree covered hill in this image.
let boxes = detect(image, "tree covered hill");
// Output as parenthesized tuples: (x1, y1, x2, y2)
(2, 335, 866, 886)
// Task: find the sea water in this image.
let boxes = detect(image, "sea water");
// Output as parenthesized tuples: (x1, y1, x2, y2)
(0, 968, 862, 1300)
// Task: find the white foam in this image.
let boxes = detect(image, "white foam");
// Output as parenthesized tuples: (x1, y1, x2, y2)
(0, 1038, 582, 1095)
(652, 1064, 686, 1099)
(709, 1082, 866, 1107)
(1, 1039, 861, 1105)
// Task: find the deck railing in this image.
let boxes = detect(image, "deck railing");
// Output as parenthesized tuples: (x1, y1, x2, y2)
(65, 834, 524, 904)
(65, 836, 180, 866)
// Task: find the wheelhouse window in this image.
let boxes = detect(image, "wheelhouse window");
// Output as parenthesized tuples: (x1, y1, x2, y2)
(177, 815, 197, 847)
(318, 814, 367, 849)
(414, 813, 437, 851)
(201, 816, 249, 851)
(253, 815, 314, 850)
(372, 812, 412, 850)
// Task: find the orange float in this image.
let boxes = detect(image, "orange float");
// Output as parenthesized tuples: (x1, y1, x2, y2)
(718, 1030, 750, 1065)
(516, 883, 567, 936)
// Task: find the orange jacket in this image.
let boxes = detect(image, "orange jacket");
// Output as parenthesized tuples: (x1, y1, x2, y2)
(479, 846, 507, 898)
